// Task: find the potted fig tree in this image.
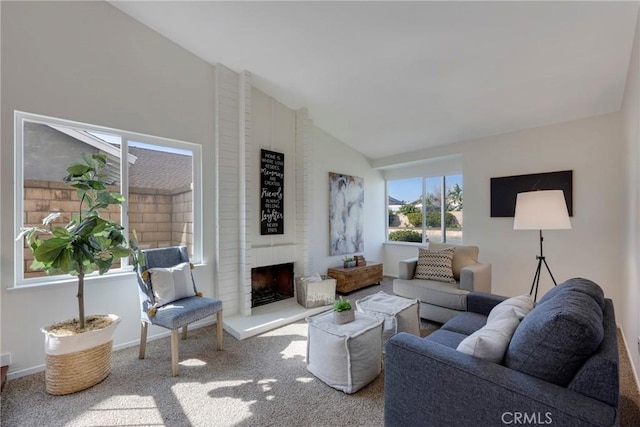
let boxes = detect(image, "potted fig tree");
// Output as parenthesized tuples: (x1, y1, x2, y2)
(17, 153, 139, 395)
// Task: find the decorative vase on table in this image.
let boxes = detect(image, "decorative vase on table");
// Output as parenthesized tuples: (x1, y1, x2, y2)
(333, 296, 354, 324)
(334, 309, 355, 325)
(343, 261, 356, 268)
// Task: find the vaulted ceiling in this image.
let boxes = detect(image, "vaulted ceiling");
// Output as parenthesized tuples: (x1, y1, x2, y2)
(110, 1, 639, 161)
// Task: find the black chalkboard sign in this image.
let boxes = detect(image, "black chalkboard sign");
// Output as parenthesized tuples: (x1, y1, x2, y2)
(260, 149, 284, 235)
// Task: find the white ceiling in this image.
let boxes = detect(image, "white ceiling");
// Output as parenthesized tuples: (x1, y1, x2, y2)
(110, 1, 639, 161)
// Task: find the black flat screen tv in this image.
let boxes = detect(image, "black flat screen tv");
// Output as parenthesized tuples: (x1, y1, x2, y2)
(490, 170, 573, 217)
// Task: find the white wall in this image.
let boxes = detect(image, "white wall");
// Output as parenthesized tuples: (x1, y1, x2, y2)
(0, 1, 384, 377)
(383, 112, 626, 310)
(0, 1, 218, 377)
(308, 126, 386, 275)
(622, 9, 640, 372)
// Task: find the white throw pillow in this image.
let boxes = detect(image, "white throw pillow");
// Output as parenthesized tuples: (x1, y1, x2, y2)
(487, 295, 534, 324)
(456, 309, 521, 363)
(148, 262, 196, 306)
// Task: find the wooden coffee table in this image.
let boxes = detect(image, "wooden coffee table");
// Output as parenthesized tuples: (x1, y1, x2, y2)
(327, 262, 383, 294)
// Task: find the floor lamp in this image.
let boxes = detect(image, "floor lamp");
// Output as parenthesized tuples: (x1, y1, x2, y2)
(513, 190, 571, 302)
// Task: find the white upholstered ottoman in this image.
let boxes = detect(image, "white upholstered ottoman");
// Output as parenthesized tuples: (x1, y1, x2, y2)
(306, 310, 383, 394)
(355, 291, 420, 343)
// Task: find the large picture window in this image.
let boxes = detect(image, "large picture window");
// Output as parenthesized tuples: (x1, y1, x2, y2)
(387, 174, 463, 245)
(15, 111, 202, 286)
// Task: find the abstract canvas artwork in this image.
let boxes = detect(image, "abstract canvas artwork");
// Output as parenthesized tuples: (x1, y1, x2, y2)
(329, 172, 364, 255)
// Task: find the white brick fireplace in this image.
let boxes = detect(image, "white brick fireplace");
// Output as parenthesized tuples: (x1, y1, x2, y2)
(213, 66, 327, 339)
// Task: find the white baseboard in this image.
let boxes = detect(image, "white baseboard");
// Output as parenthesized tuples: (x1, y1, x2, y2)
(1, 353, 11, 367)
(618, 324, 640, 392)
(6, 319, 218, 381)
(7, 364, 45, 381)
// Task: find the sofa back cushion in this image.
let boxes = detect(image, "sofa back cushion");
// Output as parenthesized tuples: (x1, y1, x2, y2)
(429, 243, 479, 281)
(504, 291, 604, 387)
(538, 277, 605, 311)
(566, 299, 619, 407)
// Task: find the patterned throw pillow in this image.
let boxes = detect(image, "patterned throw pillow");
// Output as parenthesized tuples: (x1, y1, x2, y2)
(414, 247, 456, 283)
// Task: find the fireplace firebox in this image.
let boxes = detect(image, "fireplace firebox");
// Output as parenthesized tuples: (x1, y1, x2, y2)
(251, 263, 294, 308)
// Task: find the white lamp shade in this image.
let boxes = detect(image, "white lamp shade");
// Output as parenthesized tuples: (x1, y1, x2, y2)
(513, 190, 572, 230)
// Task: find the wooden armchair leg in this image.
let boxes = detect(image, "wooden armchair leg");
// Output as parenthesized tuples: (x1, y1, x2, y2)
(216, 311, 224, 351)
(139, 322, 148, 360)
(171, 329, 179, 376)
(181, 325, 188, 340)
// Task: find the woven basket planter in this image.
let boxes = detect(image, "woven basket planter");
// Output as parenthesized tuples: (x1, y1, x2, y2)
(333, 309, 355, 325)
(42, 314, 120, 395)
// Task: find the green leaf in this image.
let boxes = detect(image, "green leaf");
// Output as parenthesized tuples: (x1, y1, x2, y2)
(110, 192, 125, 203)
(52, 227, 71, 238)
(91, 153, 107, 167)
(91, 217, 109, 235)
(111, 246, 132, 258)
(75, 217, 98, 237)
(66, 163, 92, 176)
(57, 250, 73, 272)
(33, 237, 69, 264)
(80, 152, 95, 166)
(95, 191, 122, 208)
(29, 259, 46, 271)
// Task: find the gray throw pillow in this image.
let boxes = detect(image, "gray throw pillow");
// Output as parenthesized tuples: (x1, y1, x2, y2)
(504, 292, 604, 387)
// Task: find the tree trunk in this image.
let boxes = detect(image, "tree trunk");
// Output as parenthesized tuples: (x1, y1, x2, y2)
(77, 269, 85, 330)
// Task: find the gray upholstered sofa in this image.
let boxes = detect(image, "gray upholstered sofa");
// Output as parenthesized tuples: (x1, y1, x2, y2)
(385, 278, 619, 427)
(393, 243, 492, 323)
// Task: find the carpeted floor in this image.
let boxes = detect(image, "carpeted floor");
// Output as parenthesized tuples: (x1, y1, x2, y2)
(1, 279, 639, 426)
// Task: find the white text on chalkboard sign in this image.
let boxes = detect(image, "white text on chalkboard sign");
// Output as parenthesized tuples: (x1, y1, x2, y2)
(260, 149, 284, 235)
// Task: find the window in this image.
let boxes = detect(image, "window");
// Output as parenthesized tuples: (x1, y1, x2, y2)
(387, 174, 463, 245)
(15, 111, 202, 285)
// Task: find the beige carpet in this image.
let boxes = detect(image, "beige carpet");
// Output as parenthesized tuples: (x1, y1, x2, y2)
(1, 280, 639, 426)
(1, 321, 383, 427)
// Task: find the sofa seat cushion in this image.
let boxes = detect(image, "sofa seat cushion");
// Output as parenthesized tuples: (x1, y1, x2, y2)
(423, 329, 467, 349)
(505, 291, 604, 387)
(538, 277, 605, 311)
(393, 278, 468, 311)
(441, 312, 487, 335)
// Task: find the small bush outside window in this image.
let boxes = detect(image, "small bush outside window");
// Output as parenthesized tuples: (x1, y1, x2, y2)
(387, 175, 462, 244)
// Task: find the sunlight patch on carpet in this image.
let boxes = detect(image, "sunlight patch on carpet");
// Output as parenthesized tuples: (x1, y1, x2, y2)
(180, 358, 207, 367)
(70, 395, 164, 426)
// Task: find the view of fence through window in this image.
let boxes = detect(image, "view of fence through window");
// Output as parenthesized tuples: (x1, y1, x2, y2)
(20, 120, 194, 281)
(387, 174, 463, 245)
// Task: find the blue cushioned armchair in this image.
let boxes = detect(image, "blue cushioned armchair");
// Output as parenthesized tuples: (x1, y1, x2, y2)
(136, 246, 223, 376)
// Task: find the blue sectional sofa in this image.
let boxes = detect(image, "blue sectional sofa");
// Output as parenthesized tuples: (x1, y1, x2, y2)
(384, 278, 619, 427)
